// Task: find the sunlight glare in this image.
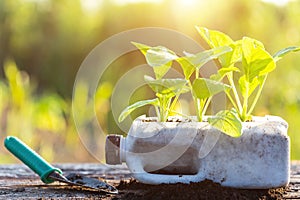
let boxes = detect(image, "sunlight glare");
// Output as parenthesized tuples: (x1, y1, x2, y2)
(175, 0, 199, 7)
(81, 0, 103, 12)
(113, 0, 163, 6)
(261, 0, 295, 6)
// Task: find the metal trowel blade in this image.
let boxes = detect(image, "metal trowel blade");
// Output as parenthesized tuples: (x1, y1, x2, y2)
(65, 173, 118, 194)
(48, 171, 118, 194)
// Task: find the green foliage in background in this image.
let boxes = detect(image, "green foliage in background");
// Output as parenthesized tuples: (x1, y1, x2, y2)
(0, 61, 94, 163)
(1, 0, 300, 160)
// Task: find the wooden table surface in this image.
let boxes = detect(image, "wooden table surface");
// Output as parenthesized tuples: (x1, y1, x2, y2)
(0, 162, 299, 199)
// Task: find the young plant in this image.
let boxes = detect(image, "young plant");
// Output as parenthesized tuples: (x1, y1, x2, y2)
(119, 41, 243, 137)
(177, 48, 243, 137)
(118, 26, 299, 137)
(176, 46, 232, 121)
(196, 26, 300, 122)
(118, 42, 189, 122)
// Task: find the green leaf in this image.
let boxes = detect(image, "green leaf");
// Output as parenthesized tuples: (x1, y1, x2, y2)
(152, 62, 172, 80)
(144, 75, 188, 97)
(132, 43, 177, 79)
(208, 109, 242, 137)
(196, 26, 234, 48)
(118, 98, 159, 122)
(192, 78, 231, 100)
(196, 26, 236, 67)
(219, 66, 240, 76)
(273, 46, 300, 62)
(230, 40, 243, 64)
(242, 37, 276, 82)
(182, 46, 232, 70)
(132, 42, 151, 55)
(145, 46, 178, 66)
(210, 66, 240, 81)
(145, 46, 178, 79)
(176, 57, 195, 79)
(238, 75, 260, 98)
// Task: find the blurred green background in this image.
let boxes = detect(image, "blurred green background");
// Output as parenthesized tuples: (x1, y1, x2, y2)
(1, 0, 300, 163)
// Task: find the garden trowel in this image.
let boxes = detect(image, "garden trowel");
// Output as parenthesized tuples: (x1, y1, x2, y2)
(4, 136, 118, 194)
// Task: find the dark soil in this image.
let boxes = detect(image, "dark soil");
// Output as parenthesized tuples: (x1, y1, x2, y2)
(115, 179, 287, 200)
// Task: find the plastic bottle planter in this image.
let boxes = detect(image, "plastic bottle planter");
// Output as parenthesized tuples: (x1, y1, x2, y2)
(105, 115, 290, 189)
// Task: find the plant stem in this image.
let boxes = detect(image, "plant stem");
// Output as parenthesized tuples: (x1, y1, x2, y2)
(195, 68, 199, 79)
(227, 73, 243, 113)
(154, 105, 160, 121)
(158, 95, 173, 122)
(197, 98, 203, 121)
(241, 80, 249, 121)
(187, 79, 201, 121)
(247, 74, 268, 116)
(226, 91, 239, 113)
(159, 97, 165, 122)
(163, 96, 166, 118)
(202, 97, 212, 116)
(194, 68, 204, 121)
(165, 97, 172, 120)
(198, 99, 205, 121)
(169, 92, 181, 113)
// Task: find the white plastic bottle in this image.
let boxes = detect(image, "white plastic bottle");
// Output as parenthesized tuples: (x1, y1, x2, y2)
(105, 115, 290, 189)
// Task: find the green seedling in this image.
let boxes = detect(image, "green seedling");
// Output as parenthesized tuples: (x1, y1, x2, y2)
(119, 41, 242, 137)
(118, 42, 189, 122)
(197, 26, 300, 122)
(118, 26, 299, 138)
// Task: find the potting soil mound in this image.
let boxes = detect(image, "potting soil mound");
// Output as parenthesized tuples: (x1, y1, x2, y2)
(116, 179, 286, 200)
